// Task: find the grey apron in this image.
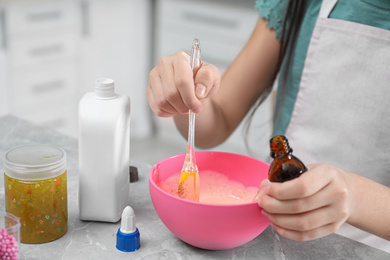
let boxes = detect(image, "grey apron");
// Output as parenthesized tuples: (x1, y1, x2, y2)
(284, 0, 390, 252)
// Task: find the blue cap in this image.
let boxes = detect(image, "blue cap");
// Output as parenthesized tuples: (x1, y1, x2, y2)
(116, 206, 140, 252)
(116, 227, 140, 252)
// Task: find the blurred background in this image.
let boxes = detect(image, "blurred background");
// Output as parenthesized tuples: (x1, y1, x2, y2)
(0, 0, 274, 163)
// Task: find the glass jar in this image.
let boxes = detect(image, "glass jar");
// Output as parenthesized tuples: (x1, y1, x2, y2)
(3, 144, 68, 244)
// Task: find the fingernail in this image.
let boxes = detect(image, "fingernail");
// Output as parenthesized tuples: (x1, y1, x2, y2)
(195, 84, 206, 99)
(257, 198, 262, 207)
(253, 194, 261, 202)
(261, 210, 268, 217)
(254, 178, 270, 202)
(258, 179, 270, 191)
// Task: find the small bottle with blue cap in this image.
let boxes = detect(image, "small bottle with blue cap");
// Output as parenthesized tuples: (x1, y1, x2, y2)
(116, 206, 140, 252)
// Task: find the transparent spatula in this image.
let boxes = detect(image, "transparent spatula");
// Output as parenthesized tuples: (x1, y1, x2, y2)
(178, 38, 201, 201)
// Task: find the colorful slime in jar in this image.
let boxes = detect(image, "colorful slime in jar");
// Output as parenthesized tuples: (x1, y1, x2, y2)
(4, 172, 68, 243)
(3, 145, 68, 244)
(158, 170, 258, 204)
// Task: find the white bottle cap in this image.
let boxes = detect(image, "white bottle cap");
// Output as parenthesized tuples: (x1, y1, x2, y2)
(120, 206, 136, 234)
(94, 78, 116, 98)
(116, 206, 140, 252)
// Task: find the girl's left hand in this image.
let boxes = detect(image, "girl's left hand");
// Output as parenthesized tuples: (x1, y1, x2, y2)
(255, 163, 355, 241)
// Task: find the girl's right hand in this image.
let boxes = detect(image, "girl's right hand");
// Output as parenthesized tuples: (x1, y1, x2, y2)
(147, 51, 221, 117)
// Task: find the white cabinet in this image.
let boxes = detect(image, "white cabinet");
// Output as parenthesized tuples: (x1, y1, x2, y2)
(79, 0, 152, 139)
(154, 0, 273, 160)
(0, 0, 79, 136)
(0, 7, 8, 117)
(0, 0, 153, 139)
(154, 0, 258, 72)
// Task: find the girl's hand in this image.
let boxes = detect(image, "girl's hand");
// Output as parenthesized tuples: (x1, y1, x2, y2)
(147, 51, 220, 117)
(255, 163, 355, 241)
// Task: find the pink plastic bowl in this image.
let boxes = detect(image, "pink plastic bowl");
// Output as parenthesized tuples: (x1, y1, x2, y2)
(149, 151, 270, 250)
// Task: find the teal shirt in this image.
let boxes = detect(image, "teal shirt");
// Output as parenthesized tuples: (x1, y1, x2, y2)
(255, 0, 390, 135)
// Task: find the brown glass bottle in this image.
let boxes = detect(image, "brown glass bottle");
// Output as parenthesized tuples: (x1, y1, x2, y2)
(268, 135, 307, 182)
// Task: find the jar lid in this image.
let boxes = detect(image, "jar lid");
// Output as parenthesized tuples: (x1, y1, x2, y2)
(3, 144, 66, 180)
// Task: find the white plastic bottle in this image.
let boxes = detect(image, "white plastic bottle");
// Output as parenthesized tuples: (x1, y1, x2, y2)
(78, 78, 130, 222)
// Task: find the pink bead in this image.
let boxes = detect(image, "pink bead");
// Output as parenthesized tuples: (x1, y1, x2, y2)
(0, 228, 18, 260)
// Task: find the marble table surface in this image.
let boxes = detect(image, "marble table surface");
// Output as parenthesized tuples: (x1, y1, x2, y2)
(0, 115, 389, 260)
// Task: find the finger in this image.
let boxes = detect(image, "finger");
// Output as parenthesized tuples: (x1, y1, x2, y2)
(260, 179, 336, 214)
(159, 57, 190, 114)
(270, 221, 342, 241)
(267, 164, 335, 200)
(263, 202, 348, 232)
(254, 179, 270, 202)
(172, 52, 203, 113)
(147, 67, 178, 116)
(146, 84, 176, 117)
(194, 63, 221, 99)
